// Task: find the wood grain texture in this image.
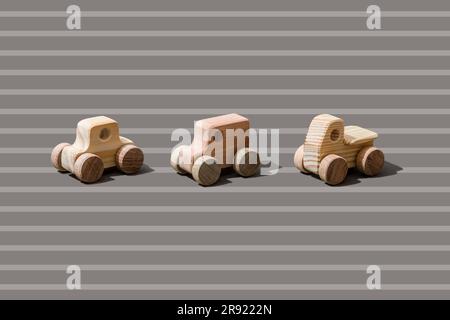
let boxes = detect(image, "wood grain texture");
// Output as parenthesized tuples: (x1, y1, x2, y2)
(73, 153, 104, 184)
(233, 148, 261, 177)
(52, 116, 143, 183)
(356, 146, 385, 176)
(193, 113, 250, 168)
(192, 155, 221, 186)
(50, 142, 70, 172)
(319, 154, 348, 186)
(115, 144, 144, 174)
(344, 126, 378, 145)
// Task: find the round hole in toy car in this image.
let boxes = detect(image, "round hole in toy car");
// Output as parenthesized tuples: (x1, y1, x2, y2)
(99, 128, 111, 141)
(330, 129, 340, 141)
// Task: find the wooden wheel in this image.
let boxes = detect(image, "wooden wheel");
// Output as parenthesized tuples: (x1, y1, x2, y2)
(51, 142, 70, 172)
(356, 146, 384, 176)
(233, 148, 261, 177)
(192, 155, 221, 186)
(116, 144, 144, 174)
(319, 154, 348, 185)
(170, 145, 188, 174)
(74, 153, 104, 183)
(293, 144, 308, 174)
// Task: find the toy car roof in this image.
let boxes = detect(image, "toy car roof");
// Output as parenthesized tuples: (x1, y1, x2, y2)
(77, 116, 118, 129)
(196, 113, 249, 130)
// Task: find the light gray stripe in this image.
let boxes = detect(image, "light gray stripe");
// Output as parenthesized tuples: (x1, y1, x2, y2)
(3, 50, 450, 56)
(0, 167, 447, 174)
(0, 206, 446, 213)
(401, 167, 450, 173)
(3, 265, 450, 271)
(1, 128, 448, 135)
(0, 187, 449, 193)
(4, 69, 450, 76)
(0, 245, 450, 252)
(0, 108, 449, 115)
(2, 284, 450, 291)
(1, 226, 450, 232)
(3, 31, 450, 37)
(2, 11, 450, 18)
(0, 167, 172, 173)
(1, 89, 450, 95)
(276, 167, 450, 174)
(0, 147, 448, 154)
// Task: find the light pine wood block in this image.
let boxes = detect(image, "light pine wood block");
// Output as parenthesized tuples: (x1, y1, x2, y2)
(294, 114, 384, 185)
(171, 113, 261, 186)
(51, 116, 144, 183)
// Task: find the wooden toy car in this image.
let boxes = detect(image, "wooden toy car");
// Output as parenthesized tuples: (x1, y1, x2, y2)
(293, 114, 384, 185)
(170, 113, 261, 186)
(51, 116, 144, 183)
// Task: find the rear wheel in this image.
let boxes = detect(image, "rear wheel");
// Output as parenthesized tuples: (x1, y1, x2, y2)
(192, 155, 221, 186)
(233, 148, 261, 177)
(170, 145, 189, 174)
(116, 144, 144, 174)
(319, 154, 348, 185)
(51, 142, 70, 172)
(74, 153, 104, 184)
(356, 146, 384, 176)
(293, 144, 308, 174)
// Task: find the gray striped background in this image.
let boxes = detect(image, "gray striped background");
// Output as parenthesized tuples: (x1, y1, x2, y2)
(1, 0, 450, 299)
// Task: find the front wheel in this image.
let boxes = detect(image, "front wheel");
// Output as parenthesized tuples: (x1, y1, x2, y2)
(74, 153, 104, 184)
(192, 155, 221, 186)
(319, 154, 348, 186)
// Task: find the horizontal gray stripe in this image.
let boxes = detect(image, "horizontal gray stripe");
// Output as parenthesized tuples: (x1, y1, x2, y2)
(4, 31, 450, 37)
(1, 245, 450, 252)
(0, 108, 449, 115)
(3, 50, 450, 56)
(1, 127, 448, 134)
(2, 89, 450, 95)
(2, 284, 450, 291)
(2, 265, 450, 271)
(1, 226, 450, 232)
(0, 167, 170, 173)
(0, 147, 447, 154)
(0, 187, 449, 193)
(0, 206, 446, 213)
(0, 167, 447, 174)
(4, 69, 450, 76)
(2, 11, 450, 18)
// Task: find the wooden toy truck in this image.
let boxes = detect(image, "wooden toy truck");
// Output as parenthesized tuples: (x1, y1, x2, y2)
(51, 116, 144, 183)
(170, 113, 261, 186)
(294, 114, 384, 185)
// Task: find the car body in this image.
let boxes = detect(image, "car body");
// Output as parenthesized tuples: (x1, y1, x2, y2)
(51, 116, 144, 183)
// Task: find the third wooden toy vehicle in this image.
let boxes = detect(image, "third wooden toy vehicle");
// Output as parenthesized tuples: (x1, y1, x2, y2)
(51, 116, 144, 183)
(293, 114, 384, 185)
(170, 113, 261, 186)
